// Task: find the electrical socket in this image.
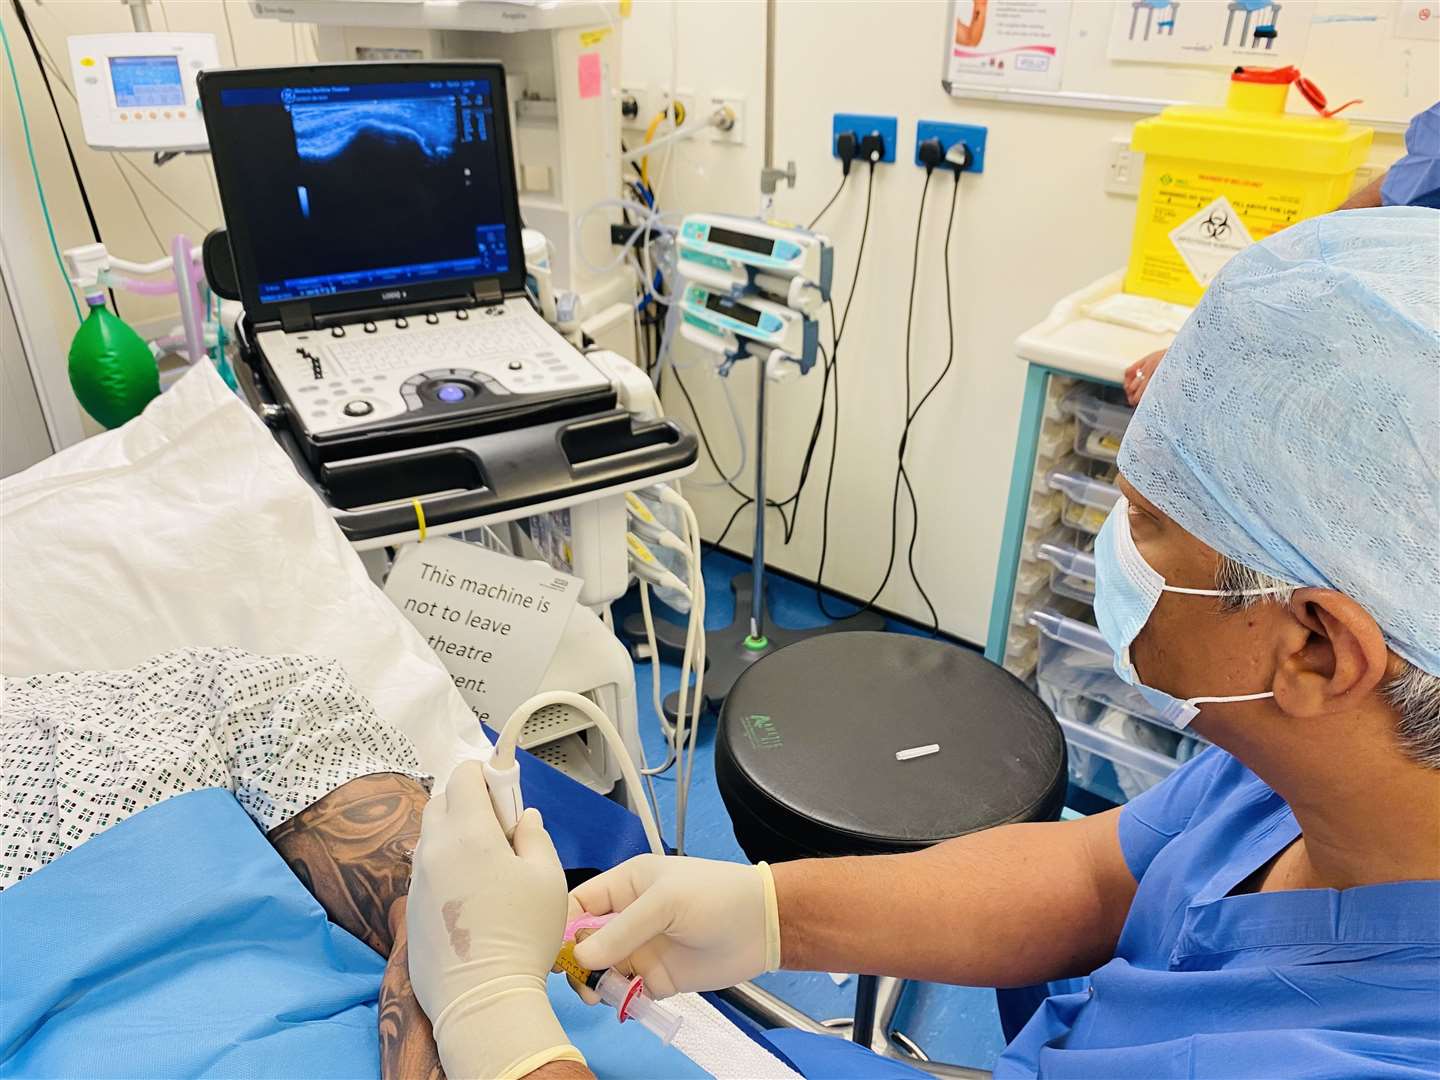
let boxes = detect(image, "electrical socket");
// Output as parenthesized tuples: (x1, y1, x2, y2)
(832, 113, 897, 164)
(655, 88, 696, 130)
(1105, 135, 1143, 197)
(708, 95, 745, 144)
(914, 120, 987, 173)
(619, 85, 650, 130)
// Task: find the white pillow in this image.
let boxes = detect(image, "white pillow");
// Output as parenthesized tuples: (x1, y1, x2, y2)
(0, 362, 485, 774)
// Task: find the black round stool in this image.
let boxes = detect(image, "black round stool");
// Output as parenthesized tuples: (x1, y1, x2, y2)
(714, 631, 1066, 1060)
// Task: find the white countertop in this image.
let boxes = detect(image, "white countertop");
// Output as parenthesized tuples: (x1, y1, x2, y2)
(1014, 270, 1188, 385)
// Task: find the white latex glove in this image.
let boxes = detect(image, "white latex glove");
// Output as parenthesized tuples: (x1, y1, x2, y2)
(568, 854, 781, 999)
(407, 759, 585, 1080)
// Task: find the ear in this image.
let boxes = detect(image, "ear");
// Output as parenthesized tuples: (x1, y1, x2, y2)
(1272, 588, 1391, 718)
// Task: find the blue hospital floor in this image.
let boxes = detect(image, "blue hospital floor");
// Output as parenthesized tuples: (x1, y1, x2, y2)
(611, 548, 1008, 1072)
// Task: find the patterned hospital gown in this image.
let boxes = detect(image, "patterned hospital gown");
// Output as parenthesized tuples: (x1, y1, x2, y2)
(0, 647, 427, 889)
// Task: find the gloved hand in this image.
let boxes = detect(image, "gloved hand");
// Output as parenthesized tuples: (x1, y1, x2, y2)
(568, 854, 781, 999)
(407, 759, 585, 1080)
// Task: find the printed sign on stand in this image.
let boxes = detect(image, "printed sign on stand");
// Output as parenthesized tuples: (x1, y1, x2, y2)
(384, 537, 581, 726)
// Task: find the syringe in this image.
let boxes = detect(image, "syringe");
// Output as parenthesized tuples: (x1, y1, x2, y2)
(555, 916, 684, 1045)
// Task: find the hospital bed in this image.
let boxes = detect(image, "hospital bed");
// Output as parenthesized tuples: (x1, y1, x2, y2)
(0, 363, 903, 1080)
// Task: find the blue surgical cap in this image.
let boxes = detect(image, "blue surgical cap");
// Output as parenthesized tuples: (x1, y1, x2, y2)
(1119, 207, 1440, 676)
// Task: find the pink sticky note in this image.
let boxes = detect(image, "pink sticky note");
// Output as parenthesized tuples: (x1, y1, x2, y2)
(578, 52, 601, 100)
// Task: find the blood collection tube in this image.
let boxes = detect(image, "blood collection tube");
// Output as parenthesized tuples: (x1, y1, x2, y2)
(555, 918, 684, 1045)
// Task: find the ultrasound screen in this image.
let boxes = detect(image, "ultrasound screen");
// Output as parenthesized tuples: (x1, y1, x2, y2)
(215, 78, 511, 304)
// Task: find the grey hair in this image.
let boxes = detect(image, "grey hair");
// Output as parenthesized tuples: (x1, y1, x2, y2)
(1215, 555, 1440, 770)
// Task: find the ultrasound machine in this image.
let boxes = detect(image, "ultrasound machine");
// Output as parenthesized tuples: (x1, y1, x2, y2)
(198, 61, 694, 545)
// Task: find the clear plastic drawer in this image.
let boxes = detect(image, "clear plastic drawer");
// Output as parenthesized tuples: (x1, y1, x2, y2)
(1035, 539, 1096, 604)
(1026, 489, 1061, 532)
(1028, 608, 1204, 802)
(1056, 715, 1186, 804)
(1029, 608, 1154, 719)
(1046, 466, 1120, 535)
(1062, 383, 1134, 464)
(1014, 558, 1051, 601)
(1036, 419, 1077, 465)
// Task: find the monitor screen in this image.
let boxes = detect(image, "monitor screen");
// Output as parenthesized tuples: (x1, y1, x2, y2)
(110, 55, 185, 108)
(707, 224, 775, 257)
(212, 76, 511, 305)
(706, 292, 761, 328)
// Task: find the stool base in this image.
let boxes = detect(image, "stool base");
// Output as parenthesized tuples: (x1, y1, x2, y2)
(623, 572, 886, 720)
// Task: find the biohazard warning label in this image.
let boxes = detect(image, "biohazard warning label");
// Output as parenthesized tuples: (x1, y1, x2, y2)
(1168, 195, 1254, 287)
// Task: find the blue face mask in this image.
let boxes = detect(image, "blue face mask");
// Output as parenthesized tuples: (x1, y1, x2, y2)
(1092, 496, 1284, 730)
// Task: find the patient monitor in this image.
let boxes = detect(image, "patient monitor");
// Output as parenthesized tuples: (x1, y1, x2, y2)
(68, 33, 220, 152)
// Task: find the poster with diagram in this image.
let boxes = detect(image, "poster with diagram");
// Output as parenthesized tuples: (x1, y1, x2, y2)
(1108, 0, 1315, 65)
(945, 1, 1072, 92)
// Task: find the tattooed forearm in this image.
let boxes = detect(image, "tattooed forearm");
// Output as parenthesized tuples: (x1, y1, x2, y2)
(269, 772, 439, 1080)
(267, 771, 428, 955)
(382, 898, 445, 1080)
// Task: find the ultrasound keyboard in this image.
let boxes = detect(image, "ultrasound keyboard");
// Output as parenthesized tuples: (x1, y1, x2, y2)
(325, 316, 550, 377)
(254, 297, 611, 439)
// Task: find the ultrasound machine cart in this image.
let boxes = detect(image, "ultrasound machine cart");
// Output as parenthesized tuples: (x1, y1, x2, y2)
(199, 61, 695, 549)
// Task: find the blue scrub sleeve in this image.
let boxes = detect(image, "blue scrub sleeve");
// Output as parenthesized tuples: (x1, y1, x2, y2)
(1381, 104, 1440, 209)
(1116, 746, 1229, 881)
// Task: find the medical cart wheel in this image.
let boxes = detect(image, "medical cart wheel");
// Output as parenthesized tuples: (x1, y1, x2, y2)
(714, 631, 1066, 1072)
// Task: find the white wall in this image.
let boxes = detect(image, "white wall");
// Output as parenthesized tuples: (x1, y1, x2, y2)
(621, 0, 1402, 645)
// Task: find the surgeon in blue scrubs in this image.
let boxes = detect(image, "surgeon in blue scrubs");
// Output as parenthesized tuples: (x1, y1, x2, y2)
(1345, 101, 1440, 211)
(405, 207, 1440, 1080)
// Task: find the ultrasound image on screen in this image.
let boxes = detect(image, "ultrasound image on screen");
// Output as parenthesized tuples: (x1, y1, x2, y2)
(292, 97, 461, 162)
(215, 80, 511, 304)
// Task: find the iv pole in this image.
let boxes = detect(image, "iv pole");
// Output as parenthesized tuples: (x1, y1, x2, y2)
(621, 0, 882, 721)
(122, 0, 152, 32)
(746, 353, 768, 647)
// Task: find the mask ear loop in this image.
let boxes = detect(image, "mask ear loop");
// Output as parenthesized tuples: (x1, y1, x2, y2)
(1185, 690, 1275, 706)
(1113, 496, 1294, 600)
(1162, 583, 1291, 597)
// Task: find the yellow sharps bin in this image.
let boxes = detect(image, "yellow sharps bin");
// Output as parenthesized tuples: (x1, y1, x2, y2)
(1125, 66, 1372, 305)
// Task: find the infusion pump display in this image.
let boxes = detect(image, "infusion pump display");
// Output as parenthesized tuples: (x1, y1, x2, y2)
(68, 33, 220, 152)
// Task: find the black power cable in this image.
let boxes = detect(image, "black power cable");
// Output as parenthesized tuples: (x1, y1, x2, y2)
(771, 161, 876, 536)
(672, 365, 751, 499)
(812, 158, 964, 632)
(901, 170, 964, 635)
(806, 173, 847, 231)
(909, 175, 963, 426)
(807, 130, 858, 231)
(810, 158, 883, 617)
(847, 166, 934, 618)
(813, 302, 847, 618)
(712, 492, 752, 550)
(10, 0, 117, 312)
